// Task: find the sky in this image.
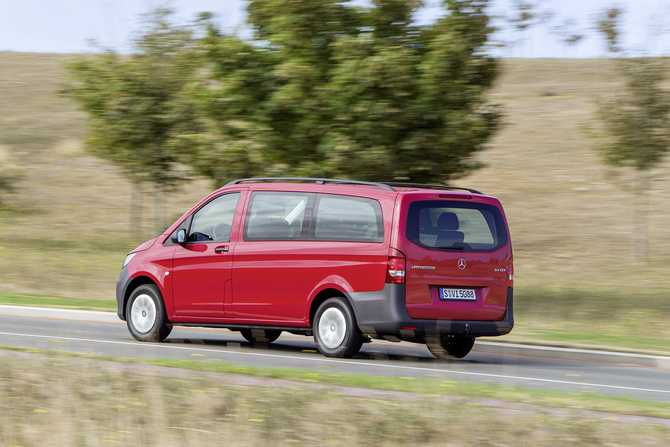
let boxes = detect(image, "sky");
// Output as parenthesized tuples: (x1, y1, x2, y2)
(0, 0, 669, 57)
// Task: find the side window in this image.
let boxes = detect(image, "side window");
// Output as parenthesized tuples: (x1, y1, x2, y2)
(188, 192, 241, 242)
(244, 192, 312, 241)
(313, 195, 383, 242)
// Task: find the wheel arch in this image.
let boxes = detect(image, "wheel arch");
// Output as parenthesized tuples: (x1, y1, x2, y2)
(309, 288, 350, 327)
(122, 276, 159, 320)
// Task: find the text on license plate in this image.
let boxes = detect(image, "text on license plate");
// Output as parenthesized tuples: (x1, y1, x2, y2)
(439, 288, 476, 301)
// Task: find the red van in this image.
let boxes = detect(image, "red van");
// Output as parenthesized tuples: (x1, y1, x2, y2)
(116, 178, 513, 359)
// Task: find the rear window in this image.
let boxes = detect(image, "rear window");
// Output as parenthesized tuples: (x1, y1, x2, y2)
(406, 201, 508, 252)
(313, 195, 383, 242)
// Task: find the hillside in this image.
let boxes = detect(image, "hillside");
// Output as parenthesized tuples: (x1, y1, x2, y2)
(1, 53, 668, 334)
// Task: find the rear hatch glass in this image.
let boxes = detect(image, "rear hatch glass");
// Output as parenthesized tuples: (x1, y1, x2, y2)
(403, 200, 511, 321)
(406, 201, 507, 252)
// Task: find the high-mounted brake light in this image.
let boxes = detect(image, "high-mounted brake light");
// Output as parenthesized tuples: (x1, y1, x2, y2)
(439, 194, 472, 199)
(386, 248, 406, 284)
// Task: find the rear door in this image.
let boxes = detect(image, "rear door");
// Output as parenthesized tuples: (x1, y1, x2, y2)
(400, 197, 512, 321)
(231, 191, 315, 322)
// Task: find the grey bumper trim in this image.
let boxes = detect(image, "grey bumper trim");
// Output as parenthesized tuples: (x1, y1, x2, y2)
(116, 267, 132, 321)
(347, 284, 513, 339)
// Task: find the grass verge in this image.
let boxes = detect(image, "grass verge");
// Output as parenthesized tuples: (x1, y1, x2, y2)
(2, 345, 670, 421)
(0, 292, 116, 312)
(499, 330, 670, 356)
(5, 354, 669, 447)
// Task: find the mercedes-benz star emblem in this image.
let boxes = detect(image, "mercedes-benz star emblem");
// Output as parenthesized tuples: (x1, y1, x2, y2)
(458, 259, 466, 270)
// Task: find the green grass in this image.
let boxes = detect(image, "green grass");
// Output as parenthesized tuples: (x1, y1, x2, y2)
(0, 291, 116, 312)
(502, 330, 670, 355)
(2, 345, 669, 420)
(3, 353, 668, 447)
(146, 358, 670, 419)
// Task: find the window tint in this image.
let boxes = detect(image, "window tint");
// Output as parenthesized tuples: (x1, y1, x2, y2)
(189, 192, 240, 242)
(406, 201, 508, 252)
(313, 195, 383, 242)
(244, 192, 311, 241)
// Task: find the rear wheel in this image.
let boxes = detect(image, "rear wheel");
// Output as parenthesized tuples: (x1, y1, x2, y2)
(313, 297, 364, 358)
(240, 329, 281, 343)
(426, 335, 475, 360)
(126, 284, 172, 342)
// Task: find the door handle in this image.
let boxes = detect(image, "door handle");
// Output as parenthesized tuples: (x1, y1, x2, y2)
(214, 246, 229, 253)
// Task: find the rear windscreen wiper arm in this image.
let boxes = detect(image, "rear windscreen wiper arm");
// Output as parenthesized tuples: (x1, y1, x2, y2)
(437, 246, 464, 250)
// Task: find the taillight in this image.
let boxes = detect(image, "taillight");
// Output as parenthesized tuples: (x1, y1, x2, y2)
(386, 248, 406, 284)
(508, 263, 514, 287)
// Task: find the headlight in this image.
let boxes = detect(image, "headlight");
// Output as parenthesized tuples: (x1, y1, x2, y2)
(123, 253, 137, 268)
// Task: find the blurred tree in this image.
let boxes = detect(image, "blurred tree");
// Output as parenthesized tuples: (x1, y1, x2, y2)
(550, 17, 584, 57)
(0, 172, 16, 207)
(508, 1, 537, 56)
(184, 0, 500, 185)
(594, 6, 624, 55)
(596, 58, 670, 264)
(497, 1, 554, 57)
(62, 9, 202, 237)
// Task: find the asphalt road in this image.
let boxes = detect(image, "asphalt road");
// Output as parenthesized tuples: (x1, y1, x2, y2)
(1, 306, 669, 403)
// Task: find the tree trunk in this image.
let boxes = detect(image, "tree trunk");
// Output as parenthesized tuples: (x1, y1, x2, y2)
(632, 169, 649, 266)
(153, 183, 165, 236)
(130, 181, 144, 242)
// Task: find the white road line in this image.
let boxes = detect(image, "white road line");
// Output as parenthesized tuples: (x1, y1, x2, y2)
(0, 331, 669, 396)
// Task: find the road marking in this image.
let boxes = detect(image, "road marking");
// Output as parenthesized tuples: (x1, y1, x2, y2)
(0, 331, 669, 396)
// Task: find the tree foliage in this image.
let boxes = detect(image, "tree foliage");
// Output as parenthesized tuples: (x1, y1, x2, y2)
(595, 7, 624, 55)
(62, 9, 201, 190)
(186, 0, 500, 184)
(597, 59, 670, 171)
(550, 17, 583, 50)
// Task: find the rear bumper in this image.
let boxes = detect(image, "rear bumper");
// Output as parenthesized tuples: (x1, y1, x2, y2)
(347, 284, 513, 341)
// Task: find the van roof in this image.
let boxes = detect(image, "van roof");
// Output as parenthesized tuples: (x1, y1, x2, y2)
(225, 178, 483, 195)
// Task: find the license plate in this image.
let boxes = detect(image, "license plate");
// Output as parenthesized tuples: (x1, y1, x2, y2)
(439, 288, 476, 301)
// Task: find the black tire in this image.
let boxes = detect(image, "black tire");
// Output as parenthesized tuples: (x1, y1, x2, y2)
(426, 335, 475, 360)
(313, 297, 364, 358)
(240, 329, 282, 343)
(126, 284, 172, 342)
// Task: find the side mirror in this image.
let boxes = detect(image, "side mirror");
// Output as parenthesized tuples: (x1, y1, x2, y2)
(171, 229, 186, 245)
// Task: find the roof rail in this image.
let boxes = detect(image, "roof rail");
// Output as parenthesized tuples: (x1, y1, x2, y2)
(225, 177, 396, 191)
(381, 182, 483, 195)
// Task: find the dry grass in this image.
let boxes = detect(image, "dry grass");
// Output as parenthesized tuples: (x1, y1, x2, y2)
(0, 53, 669, 334)
(1, 354, 669, 447)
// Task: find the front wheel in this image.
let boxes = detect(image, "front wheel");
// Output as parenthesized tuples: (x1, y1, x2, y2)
(313, 297, 364, 358)
(126, 284, 172, 342)
(426, 335, 475, 360)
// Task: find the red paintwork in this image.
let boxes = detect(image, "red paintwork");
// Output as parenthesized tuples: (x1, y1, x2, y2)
(232, 240, 387, 324)
(125, 182, 513, 328)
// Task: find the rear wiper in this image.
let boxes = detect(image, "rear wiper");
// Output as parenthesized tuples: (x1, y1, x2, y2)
(437, 246, 464, 250)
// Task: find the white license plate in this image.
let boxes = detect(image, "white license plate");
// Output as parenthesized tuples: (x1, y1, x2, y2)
(439, 288, 476, 301)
